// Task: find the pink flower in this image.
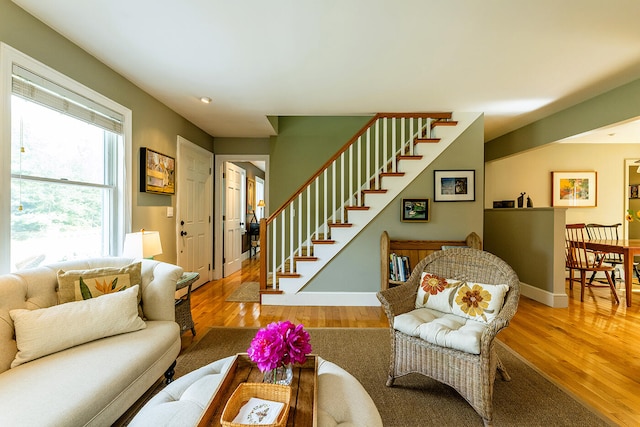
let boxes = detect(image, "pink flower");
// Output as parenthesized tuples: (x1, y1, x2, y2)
(247, 321, 312, 372)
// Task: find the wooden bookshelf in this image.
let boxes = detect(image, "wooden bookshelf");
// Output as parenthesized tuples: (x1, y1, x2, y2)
(380, 231, 482, 290)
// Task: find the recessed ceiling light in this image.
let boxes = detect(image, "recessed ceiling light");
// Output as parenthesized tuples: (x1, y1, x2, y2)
(200, 96, 212, 104)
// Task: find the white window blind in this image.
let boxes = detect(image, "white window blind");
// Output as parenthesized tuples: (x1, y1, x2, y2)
(11, 64, 124, 134)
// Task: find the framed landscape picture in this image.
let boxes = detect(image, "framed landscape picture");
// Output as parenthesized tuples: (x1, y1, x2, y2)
(434, 170, 475, 202)
(551, 171, 597, 207)
(401, 198, 430, 222)
(140, 147, 175, 195)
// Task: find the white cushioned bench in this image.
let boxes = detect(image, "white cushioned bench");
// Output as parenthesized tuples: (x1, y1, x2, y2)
(130, 356, 383, 427)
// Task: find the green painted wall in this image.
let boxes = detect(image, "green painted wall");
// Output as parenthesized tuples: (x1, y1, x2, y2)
(305, 115, 485, 292)
(268, 116, 372, 208)
(1, 0, 215, 264)
(485, 77, 640, 162)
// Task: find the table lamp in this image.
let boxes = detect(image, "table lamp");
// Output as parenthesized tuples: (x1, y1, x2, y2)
(122, 229, 163, 259)
(257, 199, 265, 219)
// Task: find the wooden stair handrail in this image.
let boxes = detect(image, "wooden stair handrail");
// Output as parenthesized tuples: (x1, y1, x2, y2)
(265, 112, 452, 224)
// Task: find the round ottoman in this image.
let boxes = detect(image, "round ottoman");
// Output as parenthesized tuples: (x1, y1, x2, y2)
(129, 356, 382, 427)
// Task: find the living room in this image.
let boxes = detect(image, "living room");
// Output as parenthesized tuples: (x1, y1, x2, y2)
(1, 1, 640, 426)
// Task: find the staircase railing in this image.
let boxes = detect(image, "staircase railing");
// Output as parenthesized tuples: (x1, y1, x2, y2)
(259, 112, 453, 292)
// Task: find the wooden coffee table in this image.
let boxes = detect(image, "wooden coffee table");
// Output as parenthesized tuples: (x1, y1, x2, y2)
(196, 353, 318, 426)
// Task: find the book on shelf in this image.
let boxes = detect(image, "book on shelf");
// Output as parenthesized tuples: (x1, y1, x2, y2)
(389, 253, 410, 282)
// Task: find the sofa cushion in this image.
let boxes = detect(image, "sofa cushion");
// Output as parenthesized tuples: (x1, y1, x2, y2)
(10, 285, 145, 368)
(415, 272, 508, 323)
(394, 307, 488, 354)
(57, 262, 143, 316)
(0, 320, 180, 427)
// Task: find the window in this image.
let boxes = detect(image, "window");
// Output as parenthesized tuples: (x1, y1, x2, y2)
(1, 44, 131, 273)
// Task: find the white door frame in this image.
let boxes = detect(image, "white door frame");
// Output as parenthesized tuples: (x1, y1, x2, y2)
(624, 158, 640, 239)
(214, 154, 269, 280)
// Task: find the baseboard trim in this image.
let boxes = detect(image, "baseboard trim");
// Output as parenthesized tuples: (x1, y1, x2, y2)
(520, 281, 568, 308)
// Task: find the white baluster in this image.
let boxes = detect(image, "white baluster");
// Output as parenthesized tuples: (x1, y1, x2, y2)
(375, 120, 380, 189)
(366, 129, 371, 190)
(339, 152, 345, 223)
(357, 136, 362, 204)
(289, 204, 294, 273)
(272, 219, 277, 290)
(391, 118, 396, 172)
(383, 117, 388, 174)
(409, 118, 414, 156)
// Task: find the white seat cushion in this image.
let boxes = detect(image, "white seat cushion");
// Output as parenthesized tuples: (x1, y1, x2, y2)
(394, 307, 488, 354)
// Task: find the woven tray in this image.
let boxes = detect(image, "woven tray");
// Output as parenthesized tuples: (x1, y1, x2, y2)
(220, 382, 291, 427)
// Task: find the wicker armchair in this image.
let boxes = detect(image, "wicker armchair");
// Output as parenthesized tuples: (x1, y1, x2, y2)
(377, 248, 520, 427)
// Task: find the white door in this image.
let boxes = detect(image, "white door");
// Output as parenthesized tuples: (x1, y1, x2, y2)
(224, 162, 244, 277)
(177, 136, 212, 290)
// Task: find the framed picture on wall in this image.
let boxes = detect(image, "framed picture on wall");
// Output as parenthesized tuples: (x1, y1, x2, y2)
(551, 171, 597, 207)
(140, 147, 175, 194)
(246, 178, 255, 214)
(401, 198, 430, 222)
(434, 170, 475, 202)
(629, 184, 639, 199)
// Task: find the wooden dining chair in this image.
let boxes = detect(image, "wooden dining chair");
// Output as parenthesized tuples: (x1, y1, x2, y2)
(585, 223, 640, 285)
(565, 224, 619, 304)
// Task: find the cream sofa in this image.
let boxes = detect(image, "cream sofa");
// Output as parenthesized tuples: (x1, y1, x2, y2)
(0, 257, 183, 426)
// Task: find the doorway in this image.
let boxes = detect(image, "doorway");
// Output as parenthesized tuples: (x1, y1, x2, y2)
(214, 154, 269, 280)
(625, 158, 640, 239)
(176, 136, 213, 289)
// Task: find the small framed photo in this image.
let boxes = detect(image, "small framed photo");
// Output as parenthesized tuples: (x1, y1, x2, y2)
(551, 171, 597, 207)
(630, 184, 639, 199)
(401, 198, 430, 222)
(140, 147, 176, 195)
(434, 170, 475, 202)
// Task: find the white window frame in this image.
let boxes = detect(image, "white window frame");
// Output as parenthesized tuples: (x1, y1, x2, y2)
(0, 43, 132, 273)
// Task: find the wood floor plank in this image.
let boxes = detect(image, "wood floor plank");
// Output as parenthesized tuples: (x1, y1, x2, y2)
(182, 256, 640, 427)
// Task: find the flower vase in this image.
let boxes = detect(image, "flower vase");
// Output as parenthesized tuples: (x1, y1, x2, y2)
(263, 363, 293, 385)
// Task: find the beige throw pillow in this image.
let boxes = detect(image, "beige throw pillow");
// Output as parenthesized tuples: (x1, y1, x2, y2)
(10, 285, 146, 368)
(57, 262, 143, 317)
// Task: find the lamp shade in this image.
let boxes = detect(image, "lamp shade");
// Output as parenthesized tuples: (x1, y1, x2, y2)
(257, 199, 265, 207)
(122, 230, 163, 259)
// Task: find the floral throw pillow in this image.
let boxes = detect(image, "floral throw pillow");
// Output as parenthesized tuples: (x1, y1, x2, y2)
(450, 281, 509, 323)
(415, 272, 457, 313)
(415, 272, 509, 323)
(56, 262, 143, 317)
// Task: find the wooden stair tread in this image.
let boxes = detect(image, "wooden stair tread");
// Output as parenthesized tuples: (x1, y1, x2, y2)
(414, 138, 440, 143)
(380, 172, 405, 177)
(345, 206, 369, 210)
(277, 272, 301, 278)
(312, 239, 336, 244)
(432, 120, 458, 128)
(362, 189, 387, 194)
(397, 155, 423, 160)
(329, 222, 352, 228)
(294, 256, 318, 261)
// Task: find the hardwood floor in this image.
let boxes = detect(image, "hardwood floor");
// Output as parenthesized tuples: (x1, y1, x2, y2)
(182, 256, 640, 426)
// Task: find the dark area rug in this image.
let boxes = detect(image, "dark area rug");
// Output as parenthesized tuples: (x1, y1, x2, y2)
(149, 327, 612, 427)
(225, 282, 260, 302)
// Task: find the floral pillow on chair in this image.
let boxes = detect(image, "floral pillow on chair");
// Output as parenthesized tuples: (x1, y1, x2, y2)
(415, 272, 509, 323)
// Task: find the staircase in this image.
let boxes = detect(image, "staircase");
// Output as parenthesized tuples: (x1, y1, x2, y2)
(260, 112, 481, 305)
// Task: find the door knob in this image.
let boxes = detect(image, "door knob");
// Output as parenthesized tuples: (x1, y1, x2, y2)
(181, 231, 188, 236)
(180, 220, 185, 226)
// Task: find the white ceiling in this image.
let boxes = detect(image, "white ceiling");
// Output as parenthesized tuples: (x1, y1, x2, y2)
(11, 0, 640, 142)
